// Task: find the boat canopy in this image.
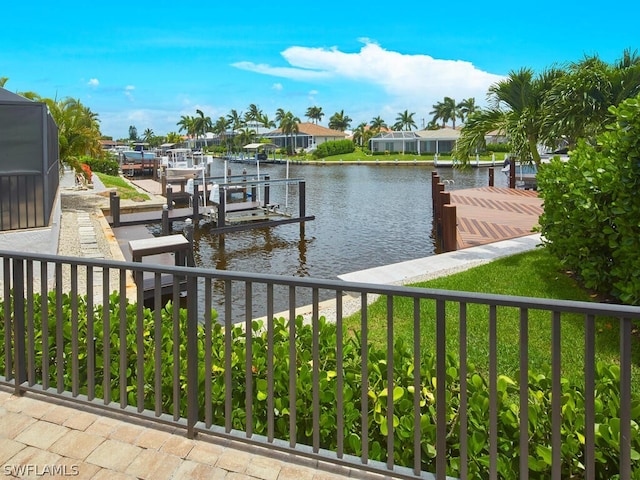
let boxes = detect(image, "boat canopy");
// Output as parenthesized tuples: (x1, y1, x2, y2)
(243, 143, 278, 150)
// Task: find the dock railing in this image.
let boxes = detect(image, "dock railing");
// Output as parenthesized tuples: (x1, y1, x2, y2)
(1, 249, 639, 480)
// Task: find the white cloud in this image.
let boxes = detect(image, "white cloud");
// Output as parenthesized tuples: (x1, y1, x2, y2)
(124, 85, 135, 100)
(88, 78, 99, 87)
(272, 83, 283, 91)
(233, 40, 504, 112)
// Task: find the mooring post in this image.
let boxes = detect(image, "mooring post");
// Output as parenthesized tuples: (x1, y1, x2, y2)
(166, 184, 174, 210)
(435, 182, 445, 226)
(192, 183, 200, 223)
(509, 158, 516, 188)
(442, 204, 457, 252)
(162, 204, 169, 236)
(183, 218, 195, 267)
(489, 167, 494, 187)
(111, 192, 120, 227)
(218, 189, 226, 228)
(264, 175, 270, 207)
(161, 170, 167, 195)
(299, 180, 306, 218)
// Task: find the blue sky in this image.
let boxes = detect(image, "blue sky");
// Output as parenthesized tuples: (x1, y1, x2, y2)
(2, 1, 638, 140)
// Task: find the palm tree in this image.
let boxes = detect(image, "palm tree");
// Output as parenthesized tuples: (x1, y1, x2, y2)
(278, 111, 300, 154)
(45, 97, 102, 161)
(430, 97, 459, 128)
(213, 116, 231, 150)
(193, 109, 212, 149)
(177, 115, 196, 145)
(328, 110, 352, 131)
(457, 98, 477, 123)
(165, 132, 182, 144)
(226, 109, 244, 133)
(0, 77, 9, 88)
(395, 110, 417, 131)
(369, 116, 387, 132)
(142, 128, 154, 143)
(545, 49, 640, 149)
(456, 67, 564, 164)
(257, 113, 276, 130)
(235, 127, 257, 149)
(244, 104, 262, 131)
(352, 122, 368, 147)
(305, 106, 324, 124)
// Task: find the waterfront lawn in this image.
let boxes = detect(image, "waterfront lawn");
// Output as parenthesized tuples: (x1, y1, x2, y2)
(310, 148, 507, 163)
(95, 172, 150, 202)
(345, 247, 640, 389)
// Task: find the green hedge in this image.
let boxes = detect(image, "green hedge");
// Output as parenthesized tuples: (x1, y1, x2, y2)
(313, 139, 355, 159)
(80, 155, 120, 176)
(0, 292, 638, 479)
(537, 94, 640, 304)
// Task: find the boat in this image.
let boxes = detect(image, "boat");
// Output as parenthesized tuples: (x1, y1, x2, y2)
(163, 148, 210, 179)
(122, 150, 155, 161)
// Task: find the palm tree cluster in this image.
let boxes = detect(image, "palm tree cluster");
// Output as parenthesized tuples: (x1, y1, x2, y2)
(429, 97, 477, 129)
(455, 49, 640, 164)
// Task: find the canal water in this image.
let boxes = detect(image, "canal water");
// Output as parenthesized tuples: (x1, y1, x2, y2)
(190, 160, 509, 321)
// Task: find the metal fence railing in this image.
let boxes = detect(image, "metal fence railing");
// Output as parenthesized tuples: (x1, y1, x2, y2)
(1, 249, 639, 480)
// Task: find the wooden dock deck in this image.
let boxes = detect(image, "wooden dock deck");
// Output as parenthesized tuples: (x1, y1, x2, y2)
(449, 187, 543, 250)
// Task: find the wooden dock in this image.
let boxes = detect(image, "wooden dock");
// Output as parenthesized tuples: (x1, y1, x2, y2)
(449, 187, 543, 250)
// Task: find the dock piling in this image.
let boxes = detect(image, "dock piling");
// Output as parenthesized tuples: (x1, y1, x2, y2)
(162, 204, 169, 236)
(442, 204, 457, 252)
(110, 191, 121, 227)
(166, 184, 174, 210)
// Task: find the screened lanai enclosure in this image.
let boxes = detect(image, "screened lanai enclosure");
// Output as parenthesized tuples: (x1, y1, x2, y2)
(0, 88, 59, 231)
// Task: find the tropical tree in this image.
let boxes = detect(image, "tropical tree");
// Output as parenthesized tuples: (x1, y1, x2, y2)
(213, 116, 231, 150)
(176, 115, 196, 144)
(328, 110, 352, 131)
(352, 122, 368, 147)
(165, 132, 182, 144)
(244, 104, 262, 131)
(544, 49, 640, 149)
(305, 106, 324, 124)
(274, 108, 286, 124)
(430, 97, 459, 128)
(226, 109, 244, 133)
(395, 110, 417, 131)
(278, 111, 300, 153)
(142, 128, 154, 143)
(257, 113, 276, 130)
(370, 116, 387, 132)
(128, 125, 138, 141)
(193, 109, 212, 149)
(0, 77, 8, 88)
(457, 98, 477, 123)
(235, 127, 257, 149)
(455, 67, 564, 164)
(45, 97, 103, 161)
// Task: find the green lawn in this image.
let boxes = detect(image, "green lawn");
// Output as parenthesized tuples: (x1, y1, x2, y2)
(295, 148, 508, 163)
(344, 247, 640, 388)
(95, 172, 150, 202)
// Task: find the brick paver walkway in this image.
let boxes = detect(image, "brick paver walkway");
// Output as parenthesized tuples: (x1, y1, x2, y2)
(0, 388, 381, 480)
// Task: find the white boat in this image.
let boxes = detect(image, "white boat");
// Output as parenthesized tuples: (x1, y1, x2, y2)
(163, 148, 209, 178)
